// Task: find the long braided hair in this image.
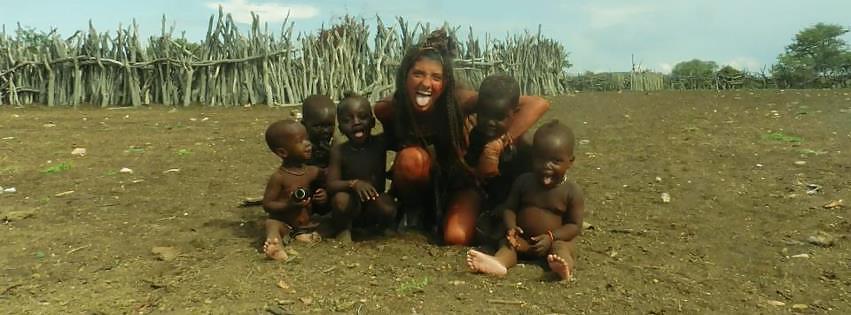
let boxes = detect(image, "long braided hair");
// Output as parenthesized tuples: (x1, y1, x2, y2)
(392, 29, 471, 177)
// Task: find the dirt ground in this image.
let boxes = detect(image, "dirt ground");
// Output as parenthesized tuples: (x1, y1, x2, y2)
(1, 90, 850, 314)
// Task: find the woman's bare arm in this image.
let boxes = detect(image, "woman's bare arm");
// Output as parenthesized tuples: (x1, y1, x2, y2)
(456, 89, 550, 141)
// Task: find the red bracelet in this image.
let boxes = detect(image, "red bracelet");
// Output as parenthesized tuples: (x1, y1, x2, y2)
(546, 230, 555, 242)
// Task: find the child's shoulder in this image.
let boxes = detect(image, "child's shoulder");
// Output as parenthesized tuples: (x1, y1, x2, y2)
(516, 132, 534, 149)
(514, 172, 537, 186)
(267, 167, 286, 183)
(560, 179, 584, 198)
(306, 165, 325, 178)
(370, 133, 389, 148)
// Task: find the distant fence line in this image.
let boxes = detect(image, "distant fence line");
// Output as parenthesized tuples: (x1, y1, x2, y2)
(566, 70, 780, 92)
(0, 11, 570, 107)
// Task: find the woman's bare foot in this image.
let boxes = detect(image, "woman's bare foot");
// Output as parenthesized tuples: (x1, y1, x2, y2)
(547, 254, 572, 280)
(466, 250, 507, 276)
(263, 238, 288, 261)
(336, 229, 352, 243)
(294, 232, 322, 243)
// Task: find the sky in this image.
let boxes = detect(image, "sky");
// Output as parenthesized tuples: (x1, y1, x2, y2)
(1, 0, 849, 73)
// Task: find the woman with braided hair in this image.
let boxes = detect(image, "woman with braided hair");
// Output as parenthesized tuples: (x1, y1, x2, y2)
(374, 29, 549, 245)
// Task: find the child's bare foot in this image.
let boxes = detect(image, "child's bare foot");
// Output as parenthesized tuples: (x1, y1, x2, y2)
(336, 229, 352, 243)
(294, 232, 322, 243)
(547, 254, 572, 280)
(263, 238, 288, 261)
(466, 250, 507, 276)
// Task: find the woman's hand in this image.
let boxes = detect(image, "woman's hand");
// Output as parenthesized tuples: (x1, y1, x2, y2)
(477, 135, 509, 178)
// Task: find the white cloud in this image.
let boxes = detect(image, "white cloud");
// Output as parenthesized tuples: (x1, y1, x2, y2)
(657, 63, 673, 74)
(584, 3, 656, 29)
(723, 57, 763, 72)
(206, 0, 318, 23)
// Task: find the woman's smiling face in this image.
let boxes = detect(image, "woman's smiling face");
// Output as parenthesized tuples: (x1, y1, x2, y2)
(405, 58, 445, 113)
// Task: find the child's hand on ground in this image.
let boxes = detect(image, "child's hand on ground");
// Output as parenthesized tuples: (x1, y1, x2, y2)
(529, 234, 553, 256)
(312, 188, 327, 204)
(352, 181, 379, 202)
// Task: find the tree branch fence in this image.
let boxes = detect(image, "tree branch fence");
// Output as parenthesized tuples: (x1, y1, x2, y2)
(0, 10, 570, 107)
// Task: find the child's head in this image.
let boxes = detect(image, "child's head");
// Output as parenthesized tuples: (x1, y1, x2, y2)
(265, 119, 312, 162)
(336, 92, 375, 145)
(301, 95, 336, 144)
(476, 74, 521, 139)
(531, 120, 575, 187)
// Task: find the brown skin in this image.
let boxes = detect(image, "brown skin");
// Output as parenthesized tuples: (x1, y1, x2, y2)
(405, 59, 445, 114)
(302, 95, 336, 168)
(262, 122, 328, 260)
(374, 60, 549, 241)
(327, 97, 397, 242)
(445, 95, 525, 245)
(375, 88, 550, 145)
(465, 94, 534, 243)
(475, 96, 517, 140)
(467, 128, 584, 279)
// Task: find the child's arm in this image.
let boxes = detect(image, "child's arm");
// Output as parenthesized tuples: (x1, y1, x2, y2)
(500, 174, 526, 230)
(262, 174, 307, 214)
(501, 174, 531, 250)
(310, 166, 327, 205)
(325, 144, 348, 194)
(552, 183, 585, 242)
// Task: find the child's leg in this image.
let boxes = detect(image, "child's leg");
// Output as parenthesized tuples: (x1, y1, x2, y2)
(547, 240, 577, 280)
(443, 189, 480, 246)
(364, 194, 397, 231)
(466, 242, 517, 276)
(263, 219, 290, 261)
(331, 191, 361, 242)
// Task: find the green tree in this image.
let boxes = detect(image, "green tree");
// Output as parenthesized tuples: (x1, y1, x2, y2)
(773, 23, 851, 88)
(671, 59, 718, 89)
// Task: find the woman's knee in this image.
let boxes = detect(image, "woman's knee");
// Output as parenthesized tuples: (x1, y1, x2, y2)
(393, 146, 432, 187)
(442, 198, 479, 246)
(443, 225, 475, 245)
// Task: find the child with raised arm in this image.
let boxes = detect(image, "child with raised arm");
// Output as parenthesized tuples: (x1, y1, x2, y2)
(327, 93, 397, 243)
(466, 74, 534, 239)
(466, 120, 584, 280)
(262, 120, 328, 261)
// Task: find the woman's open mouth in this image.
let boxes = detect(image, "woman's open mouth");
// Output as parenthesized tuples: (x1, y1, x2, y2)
(415, 90, 432, 108)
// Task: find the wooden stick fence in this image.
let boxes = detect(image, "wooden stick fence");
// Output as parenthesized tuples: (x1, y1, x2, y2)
(568, 70, 778, 92)
(0, 11, 570, 107)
